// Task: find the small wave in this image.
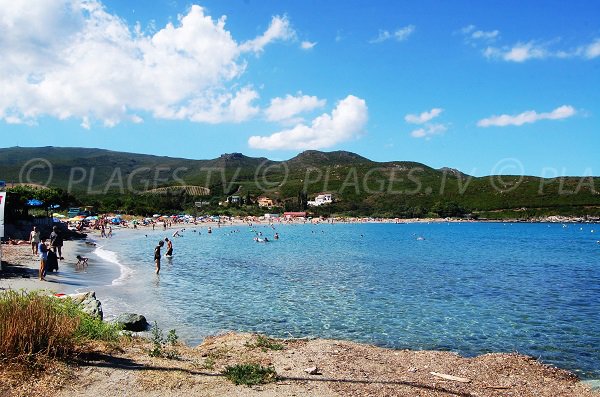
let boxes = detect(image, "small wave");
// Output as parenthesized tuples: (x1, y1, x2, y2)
(94, 246, 134, 286)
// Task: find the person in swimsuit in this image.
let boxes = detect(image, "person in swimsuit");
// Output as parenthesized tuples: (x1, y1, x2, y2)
(154, 240, 164, 274)
(164, 238, 173, 256)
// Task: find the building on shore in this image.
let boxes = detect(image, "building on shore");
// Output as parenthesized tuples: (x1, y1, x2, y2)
(307, 193, 333, 207)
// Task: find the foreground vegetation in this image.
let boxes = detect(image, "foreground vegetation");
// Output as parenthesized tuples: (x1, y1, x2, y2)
(0, 290, 120, 363)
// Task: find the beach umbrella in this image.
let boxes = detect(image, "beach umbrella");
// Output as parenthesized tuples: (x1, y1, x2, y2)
(26, 199, 44, 207)
(53, 213, 66, 218)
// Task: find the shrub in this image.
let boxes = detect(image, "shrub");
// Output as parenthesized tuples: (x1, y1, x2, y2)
(223, 363, 277, 386)
(246, 335, 284, 352)
(0, 290, 122, 363)
(148, 321, 179, 359)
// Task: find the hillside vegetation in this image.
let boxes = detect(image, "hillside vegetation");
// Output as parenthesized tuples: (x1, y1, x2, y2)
(1, 146, 599, 218)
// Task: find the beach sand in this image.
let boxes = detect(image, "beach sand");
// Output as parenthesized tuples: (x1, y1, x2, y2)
(0, 241, 83, 294)
(4, 332, 594, 397)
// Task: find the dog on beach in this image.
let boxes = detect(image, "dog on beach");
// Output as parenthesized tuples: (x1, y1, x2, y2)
(76, 255, 89, 268)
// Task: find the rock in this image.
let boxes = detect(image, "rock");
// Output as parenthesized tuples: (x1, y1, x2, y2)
(61, 291, 103, 320)
(304, 366, 320, 375)
(114, 313, 149, 332)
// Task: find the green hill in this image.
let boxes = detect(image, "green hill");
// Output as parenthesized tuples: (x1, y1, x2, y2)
(1, 146, 599, 219)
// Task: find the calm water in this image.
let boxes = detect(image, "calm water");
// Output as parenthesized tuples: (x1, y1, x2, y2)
(84, 222, 600, 379)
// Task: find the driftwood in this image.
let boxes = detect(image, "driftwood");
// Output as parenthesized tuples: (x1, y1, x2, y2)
(430, 372, 471, 383)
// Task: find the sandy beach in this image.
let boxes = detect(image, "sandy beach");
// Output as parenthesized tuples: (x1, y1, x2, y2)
(0, 240, 83, 294)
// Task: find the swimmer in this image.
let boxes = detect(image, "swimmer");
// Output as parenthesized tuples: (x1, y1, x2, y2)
(173, 230, 181, 238)
(274, 232, 279, 240)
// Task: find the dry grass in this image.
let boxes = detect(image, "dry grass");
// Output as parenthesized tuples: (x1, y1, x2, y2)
(0, 290, 79, 361)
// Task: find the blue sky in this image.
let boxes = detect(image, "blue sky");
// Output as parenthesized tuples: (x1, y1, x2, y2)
(0, 0, 598, 176)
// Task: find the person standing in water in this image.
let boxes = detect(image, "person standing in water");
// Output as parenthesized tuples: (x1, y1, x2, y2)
(165, 238, 173, 257)
(154, 240, 164, 274)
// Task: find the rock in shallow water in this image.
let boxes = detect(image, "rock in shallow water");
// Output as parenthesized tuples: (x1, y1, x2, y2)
(114, 313, 149, 332)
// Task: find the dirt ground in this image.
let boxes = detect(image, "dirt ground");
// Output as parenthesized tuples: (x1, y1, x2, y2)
(1, 332, 596, 397)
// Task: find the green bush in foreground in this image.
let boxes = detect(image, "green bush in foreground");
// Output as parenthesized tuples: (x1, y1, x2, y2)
(246, 335, 284, 352)
(223, 363, 278, 386)
(148, 321, 179, 359)
(0, 290, 121, 362)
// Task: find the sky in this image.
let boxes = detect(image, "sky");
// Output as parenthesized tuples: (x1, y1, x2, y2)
(0, 0, 599, 176)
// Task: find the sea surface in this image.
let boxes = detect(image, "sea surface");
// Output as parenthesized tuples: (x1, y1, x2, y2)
(74, 222, 600, 379)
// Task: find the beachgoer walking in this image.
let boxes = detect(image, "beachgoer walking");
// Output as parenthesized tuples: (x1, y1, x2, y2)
(50, 226, 64, 260)
(154, 240, 164, 274)
(101, 225, 106, 238)
(38, 240, 48, 280)
(165, 238, 173, 256)
(108, 226, 113, 238)
(29, 226, 40, 255)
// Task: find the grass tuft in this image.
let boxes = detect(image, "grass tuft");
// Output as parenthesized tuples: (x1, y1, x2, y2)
(246, 334, 284, 352)
(222, 363, 277, 386)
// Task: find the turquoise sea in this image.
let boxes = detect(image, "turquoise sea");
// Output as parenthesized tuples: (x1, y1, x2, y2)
(71, 222, 600, 379)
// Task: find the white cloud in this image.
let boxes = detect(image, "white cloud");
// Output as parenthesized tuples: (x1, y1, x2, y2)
(0, 1, 295, 127)
(410, 124, 447, 139)
(405, 108, 443, 124)
(300, 41, 317, 50)
(484, 38, 600, 62)
(239, 15, 295, 53)
(370, 25, 415, 43)
(394, 25, 415, 41)
(477, 105, 576, 127)
(248, 95, 368, 150)
(265, 93, 326, 123)
(582, 39, 600, 59)
(460, 25, 499, 43)
(472, 29, 499, 41)
(484, 42, 548, 62)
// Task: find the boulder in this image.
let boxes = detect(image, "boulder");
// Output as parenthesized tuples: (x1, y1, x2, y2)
(63, 291, 103, 320)
(114, 313, 149, 332)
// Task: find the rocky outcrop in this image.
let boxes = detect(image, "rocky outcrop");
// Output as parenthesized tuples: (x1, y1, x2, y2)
(114, 313, 149, 332)
(62, 291, 103, 320)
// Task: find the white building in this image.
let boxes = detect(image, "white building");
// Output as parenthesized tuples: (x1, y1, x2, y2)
(307, 193, 333, 207)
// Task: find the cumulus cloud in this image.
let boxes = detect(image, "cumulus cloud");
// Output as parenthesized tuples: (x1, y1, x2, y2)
(483, 39, 600, 62)
(477, 105, 576, 127)
(300, 41, 317, 50)
(370, 25, 415, 43)
(410, 124, 447, 139)
(405, 108, 443, 124)
(0, 1, 295, 127)
(248, 95, 368, 150)
(265, 93, 326, 123)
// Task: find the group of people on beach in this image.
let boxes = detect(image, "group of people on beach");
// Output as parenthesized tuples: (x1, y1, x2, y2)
(30, 226, 64, 281)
